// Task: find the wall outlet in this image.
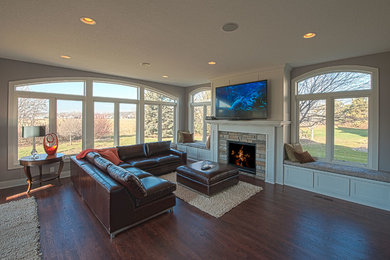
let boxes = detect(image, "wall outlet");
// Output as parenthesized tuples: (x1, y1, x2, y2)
(50, 167, 55, 173)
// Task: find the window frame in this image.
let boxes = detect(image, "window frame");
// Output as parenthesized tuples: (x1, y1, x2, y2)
(8, 77, 178, 169)
(291, 66, 379, 170)
(189, 88, 211, 143)
(143, 87, 178, 143)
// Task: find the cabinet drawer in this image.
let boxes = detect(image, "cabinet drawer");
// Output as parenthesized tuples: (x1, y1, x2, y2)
(351, 179, 390, 208)
(315, 172, 350, 197)
(284, 166, 314, 190)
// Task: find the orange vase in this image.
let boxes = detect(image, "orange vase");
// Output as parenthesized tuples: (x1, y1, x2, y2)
(43, 133, 58, 155)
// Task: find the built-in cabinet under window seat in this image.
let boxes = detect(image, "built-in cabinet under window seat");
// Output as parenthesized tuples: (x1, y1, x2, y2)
(176, 142, 212, 161)
(284, 161, 390, 211)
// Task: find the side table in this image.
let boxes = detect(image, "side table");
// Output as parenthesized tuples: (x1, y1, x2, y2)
(19, 153, 65, 193)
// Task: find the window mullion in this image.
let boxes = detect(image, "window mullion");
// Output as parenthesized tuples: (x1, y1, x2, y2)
(85, 79, 94, 149)
(114, 102, 119, 146)
(158, 104, 162, 141)
(49, 98, 57, 134)
(326, 98, 334, 162)
(203, 105, 207, 142)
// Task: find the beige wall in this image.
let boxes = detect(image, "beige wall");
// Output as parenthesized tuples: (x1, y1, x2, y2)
(0, 58, 186, 183)
(210, 65, 290, 121)
(291, 51, 390, 172)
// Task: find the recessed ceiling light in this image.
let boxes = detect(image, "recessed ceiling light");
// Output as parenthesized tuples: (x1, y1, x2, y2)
(208, 61, 216, 65)
(60, 55, 71, 59)
(140, 62, 151, 68)
(222, 23, 239, 32)
(162, 75, 169, 78)
(303, 32, 316, 39)
(80, 17, 96, 25)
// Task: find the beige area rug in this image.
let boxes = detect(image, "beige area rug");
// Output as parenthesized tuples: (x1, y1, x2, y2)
(0, 197, 41, 260)
(161, 172, 263, 218)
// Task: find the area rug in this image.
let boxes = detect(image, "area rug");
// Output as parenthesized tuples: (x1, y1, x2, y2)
(0, 197, 41, 260)
(161, 172, 263, 218)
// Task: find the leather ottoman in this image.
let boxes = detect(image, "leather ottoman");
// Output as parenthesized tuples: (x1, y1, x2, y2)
(176, 161, 239, 196)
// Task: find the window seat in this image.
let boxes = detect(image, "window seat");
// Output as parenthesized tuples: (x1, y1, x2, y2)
(284, 160, 390, 183)
(176, 142, 211, 161)
(283, 161, 390, 211)
(177, 141, 209, 150)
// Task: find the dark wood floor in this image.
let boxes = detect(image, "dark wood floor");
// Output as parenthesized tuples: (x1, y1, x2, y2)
(1, 175, 390, 260)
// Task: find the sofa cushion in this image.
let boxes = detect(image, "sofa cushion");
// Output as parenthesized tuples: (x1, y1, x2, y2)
(106, 164, 147, 198)
(145, 141, 171, 157)
(86, 152, 100, 164)
(153, 154, 181, 164)
(126, 167, 153, 179)
(94, 156, 113, 173)
(126, 158, 159, 169)
(117, 144, 147, 161)
(136, 176, 176, 206)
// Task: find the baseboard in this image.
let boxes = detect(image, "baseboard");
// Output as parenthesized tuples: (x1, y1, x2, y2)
(0, 170, 70, 190)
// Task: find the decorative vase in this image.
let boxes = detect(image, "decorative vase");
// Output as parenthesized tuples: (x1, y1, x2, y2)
(43, 133, 58, 155)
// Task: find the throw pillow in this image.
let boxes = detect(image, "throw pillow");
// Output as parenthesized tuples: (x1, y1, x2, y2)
(294, 151, 315, 163)
(98, 149, 122, 165)
(182, 133, 194, 143)
(284, 143, 303, 162)
(206, 135, 211, 149)
(177, 130, 190, 143)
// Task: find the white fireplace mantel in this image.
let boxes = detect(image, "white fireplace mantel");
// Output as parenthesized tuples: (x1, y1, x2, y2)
(205, 119, 290, 127)
(207, 119, 290, 184)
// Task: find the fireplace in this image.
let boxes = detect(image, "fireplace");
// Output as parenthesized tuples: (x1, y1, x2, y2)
(228, 141, 256, 174)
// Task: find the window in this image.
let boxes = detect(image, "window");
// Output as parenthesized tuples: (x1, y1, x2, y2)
(18, 98, 49, 158)
(190, 89, 211, 142)
(293, 67, 378, 169)
(94, 102, 114, 148)
(119, 104, 137, 145)
(93, 81, 138, 100)
(16, 81, 84, 96)
(144, 89, 177, 143)
(57, 100, 83, 155)
(8, 78, 178, 169)
(11, 80, 85, 163)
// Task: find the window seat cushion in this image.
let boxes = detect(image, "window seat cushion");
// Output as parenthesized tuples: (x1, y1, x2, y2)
(178, 141, 208, 150)
(284, 160, 390, 183)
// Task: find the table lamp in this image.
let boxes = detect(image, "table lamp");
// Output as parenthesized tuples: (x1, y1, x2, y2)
(22, 126, 46, 159)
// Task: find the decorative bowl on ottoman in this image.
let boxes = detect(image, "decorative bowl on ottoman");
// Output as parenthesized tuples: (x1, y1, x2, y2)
(176, 161, 239, 196)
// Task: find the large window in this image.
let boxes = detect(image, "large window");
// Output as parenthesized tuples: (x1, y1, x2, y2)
(144, 89, 177, 143)
(190, 89, 211, 142)
(293, 67, 378, 169)
(8, 79, 178, 169)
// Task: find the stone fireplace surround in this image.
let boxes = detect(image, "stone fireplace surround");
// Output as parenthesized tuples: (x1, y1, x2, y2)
(219, 132, 266, 179)
(206, 119, 289, 184)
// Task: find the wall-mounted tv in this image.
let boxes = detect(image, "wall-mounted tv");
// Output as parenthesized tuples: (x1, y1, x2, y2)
(215, 80, 267, 119)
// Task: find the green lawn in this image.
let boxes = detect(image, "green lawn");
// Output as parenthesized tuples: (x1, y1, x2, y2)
(300, 126, 368, 163)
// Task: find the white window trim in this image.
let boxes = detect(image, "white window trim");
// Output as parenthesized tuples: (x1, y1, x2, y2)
(8, 77, 179, 169)
(188, 88, 211, 143)
(291, 65, 379, 170)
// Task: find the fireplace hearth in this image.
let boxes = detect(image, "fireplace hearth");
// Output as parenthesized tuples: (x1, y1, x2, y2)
(228, 141, 256, 174)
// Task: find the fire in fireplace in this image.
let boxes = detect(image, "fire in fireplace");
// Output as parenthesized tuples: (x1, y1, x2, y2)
(228, 141, 256, 174)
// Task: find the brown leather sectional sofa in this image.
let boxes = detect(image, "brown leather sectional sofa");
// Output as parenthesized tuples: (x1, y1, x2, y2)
(71, 141, 186, 238)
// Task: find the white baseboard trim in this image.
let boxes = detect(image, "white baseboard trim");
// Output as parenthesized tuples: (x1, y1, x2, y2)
(0, 170, 70, 190)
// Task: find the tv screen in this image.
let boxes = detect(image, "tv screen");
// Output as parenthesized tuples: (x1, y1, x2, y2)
(215, 80, 267, 119)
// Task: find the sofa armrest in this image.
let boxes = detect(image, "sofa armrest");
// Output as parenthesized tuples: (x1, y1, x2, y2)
(169, 148, 187, 164)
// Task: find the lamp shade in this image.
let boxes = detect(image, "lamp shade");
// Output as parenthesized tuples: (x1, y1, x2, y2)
(22, 126, 46, 138)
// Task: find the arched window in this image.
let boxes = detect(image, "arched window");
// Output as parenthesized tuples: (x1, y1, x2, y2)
(189, 89, 211, 142)
(292, 66, 378, 169)
(8, 78, 178, 169)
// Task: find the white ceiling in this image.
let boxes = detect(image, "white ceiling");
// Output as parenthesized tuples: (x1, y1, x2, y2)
(0, 0, 389, 87)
